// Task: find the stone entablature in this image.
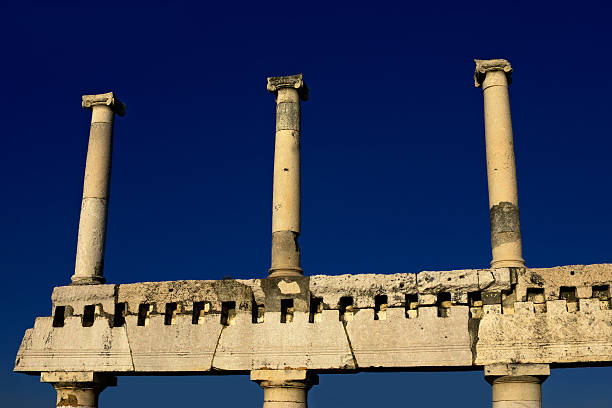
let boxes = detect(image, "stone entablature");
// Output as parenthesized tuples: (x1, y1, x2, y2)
(15, 264, 612, 374)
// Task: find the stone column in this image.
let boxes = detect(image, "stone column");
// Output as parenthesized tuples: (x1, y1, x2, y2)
(252, 369, 318, 408)
(485, 364, 549, 408)
(41, 372, 116, 408)
(71, 92, 125, 285)
(266, 74, 309, 277)
(475, 59, 525, 268)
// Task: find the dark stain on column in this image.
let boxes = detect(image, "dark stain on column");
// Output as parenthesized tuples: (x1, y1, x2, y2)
(489, 201, 521, 248)
(276, 102, 300, 131)
(271, 231, 301, 269)
(57, 393, 79, 407)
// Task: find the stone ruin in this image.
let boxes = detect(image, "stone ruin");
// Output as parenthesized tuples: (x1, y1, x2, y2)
(14, 59, 612, 408)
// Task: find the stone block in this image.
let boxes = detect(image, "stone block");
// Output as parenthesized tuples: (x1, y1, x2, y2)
(579, 298, 601, 314)
(309, 273, 416, 309)
(247, 310, 354, 370)
(452, 292, 469, 305)
(545, 300, 567, 315)
(52, 284, 116, 317)
(576, 286, 593, 299)
(482, 291, 502, 305)
(514, 302, 534, 315)
(345, 304, 472, 368)
(418, 306, 438, 318)
(14, 264, 612, 374)
(483, 304, 502, 315)
(476, 303, 612, 366)
(417, 269, 479, 294)
(126, 312, 222, 372)
(478, 268, 512, 291)
(419, 294, 437, 306)
(15, 316, 132, 373)
(484, 363, 550, 377)
(251, 369, 308, 382)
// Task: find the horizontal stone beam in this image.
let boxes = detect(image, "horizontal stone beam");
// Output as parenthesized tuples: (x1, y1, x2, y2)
(14, 264, 612, 375)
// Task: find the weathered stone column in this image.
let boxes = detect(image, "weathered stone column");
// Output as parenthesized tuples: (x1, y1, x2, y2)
(252, 369, 318, 408)
(475, 59, 525, 268)
(71, 92, 125, 285)
(41, 372, 116, 408)
(266, 74, 309, 277)
(485, 364, 549, 408)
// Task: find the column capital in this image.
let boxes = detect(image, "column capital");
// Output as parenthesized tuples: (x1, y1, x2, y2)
(267, 74, 309, 101)
(42, 372, 116, 408)
(82, 92, 126, 116)
(484, 363, 549, 384)
(251, 369, 318, 389)
(474, 59, 512, 87)
(41, 371, 117, 388)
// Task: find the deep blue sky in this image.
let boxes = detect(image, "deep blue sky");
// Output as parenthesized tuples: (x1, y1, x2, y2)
(2, 1, 611, 407)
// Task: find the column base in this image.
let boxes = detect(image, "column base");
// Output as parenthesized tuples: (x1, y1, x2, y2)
(270, 231, 302, 277)
(70, 276, 106, 285)
(268, 267, 304, 277)
(490, 258, 525, 268)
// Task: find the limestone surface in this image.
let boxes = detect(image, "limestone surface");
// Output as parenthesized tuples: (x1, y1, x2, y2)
(15, 264, 612, 374)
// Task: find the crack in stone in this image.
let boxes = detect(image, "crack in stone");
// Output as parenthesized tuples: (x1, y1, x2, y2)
(480, 270, 497, 291)
(123, 324, 136, 372)
(341, 321, 358, 369)
(468, 317, 481, 365)
(210, 325, 226, 369)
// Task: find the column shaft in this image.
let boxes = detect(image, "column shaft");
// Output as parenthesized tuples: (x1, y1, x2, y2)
(72, 93, 124, 285)
(475, 59, 524, 268)
(267, 75, 308, 277)
(262, 383, 309, 408)
(491, 376, 542, 408)
(53, 383, 100, 408)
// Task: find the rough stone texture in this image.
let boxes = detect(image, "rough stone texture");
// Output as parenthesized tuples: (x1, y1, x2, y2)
(52, 284, 116, 316)
(310, 273, 417, 308)
(521, 264, 612, 301)
(276, 102, 300, 131)
(16, 264, 612, 374)
(484, 363, 550, 377)
(116, 279, 254, 315)
(489, 202, 521, 248)
(476, 264, 612, 366)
